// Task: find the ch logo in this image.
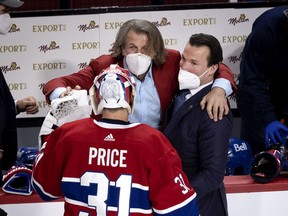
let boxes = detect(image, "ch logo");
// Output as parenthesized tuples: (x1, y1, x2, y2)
(174, 173, 190, 194)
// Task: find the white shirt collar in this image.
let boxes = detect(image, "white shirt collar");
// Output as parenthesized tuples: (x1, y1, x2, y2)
(186, 81, 213, 100)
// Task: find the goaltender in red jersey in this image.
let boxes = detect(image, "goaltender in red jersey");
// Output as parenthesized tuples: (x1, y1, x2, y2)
(32, 64, 199, 216)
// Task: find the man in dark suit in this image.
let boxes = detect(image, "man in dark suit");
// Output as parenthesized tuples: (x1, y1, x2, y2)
(164, 33, 233, 216)
(0, 0, 39, 186)
(0, 72, 38, 171)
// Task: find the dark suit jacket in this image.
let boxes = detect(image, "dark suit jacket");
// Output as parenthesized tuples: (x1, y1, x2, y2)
(0, 69, 17, 172)
(164, 85, 233, 216)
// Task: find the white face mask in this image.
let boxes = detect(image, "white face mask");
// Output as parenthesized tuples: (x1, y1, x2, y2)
(125, 53, 152, 76)
(178, 67, 211, 90)
(0, 13, 12, 35)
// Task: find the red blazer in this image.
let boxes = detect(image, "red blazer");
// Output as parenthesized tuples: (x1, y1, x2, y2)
(43, 49, 236, 127)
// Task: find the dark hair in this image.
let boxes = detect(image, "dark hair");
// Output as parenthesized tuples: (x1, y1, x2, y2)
(109, 19, 166, 66)
(188, 33, 223, 67)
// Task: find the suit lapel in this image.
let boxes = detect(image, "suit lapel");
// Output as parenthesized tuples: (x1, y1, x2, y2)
(164, 85, 212, 135)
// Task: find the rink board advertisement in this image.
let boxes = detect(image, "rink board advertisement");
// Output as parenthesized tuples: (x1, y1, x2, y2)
(0, 5, 271, 118)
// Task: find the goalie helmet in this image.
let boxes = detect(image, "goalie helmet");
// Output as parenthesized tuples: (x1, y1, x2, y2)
(89, 64, 136, 115)
(225, 137, 254, 175)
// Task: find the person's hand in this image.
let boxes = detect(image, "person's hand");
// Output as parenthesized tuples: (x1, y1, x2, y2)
(265, 121, 288, 148)
(16, 96, 39, 114)
(59, 85, 81, 98)
(200, 87, 229, 121)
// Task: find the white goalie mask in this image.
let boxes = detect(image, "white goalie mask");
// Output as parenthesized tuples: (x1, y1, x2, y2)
(89, 64, 136, 115)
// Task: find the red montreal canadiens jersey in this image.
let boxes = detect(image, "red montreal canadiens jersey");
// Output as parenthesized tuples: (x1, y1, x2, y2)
(32, 118, 199, 216)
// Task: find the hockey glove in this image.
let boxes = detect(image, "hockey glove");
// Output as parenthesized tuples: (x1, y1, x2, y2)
(2, 166, 33, 196)
(265, 121, 288, 149)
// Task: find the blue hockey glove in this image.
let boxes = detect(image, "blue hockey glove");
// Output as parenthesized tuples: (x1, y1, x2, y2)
(2, 166, 33, 196)
(265, 121, 288, 149)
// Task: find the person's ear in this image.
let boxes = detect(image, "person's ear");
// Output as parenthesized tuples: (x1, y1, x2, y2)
(209, 64, 219, 75)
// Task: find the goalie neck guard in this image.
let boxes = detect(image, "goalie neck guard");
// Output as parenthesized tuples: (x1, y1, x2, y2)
(89, 64, 136, 115)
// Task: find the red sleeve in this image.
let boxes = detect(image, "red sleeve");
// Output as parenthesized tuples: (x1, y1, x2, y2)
(32, 128, 65, 199)
(217, 63, 237, 95)
(42, 55, 118, 104)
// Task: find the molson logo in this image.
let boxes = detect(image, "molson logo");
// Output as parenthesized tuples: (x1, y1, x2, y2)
(32, 62, 66, 70)
(38, 41, 60, 53)
(78, 62, 89, 69)
(152, 17, 171, 27)
(0, 62, 20, 73)
(183, 17, 216, 26)
(32, 24, 66, 32)
(228, 14, 249, 26)
(78, 20, 99, 32)
(38, 83, 45, 90)
(8, 82, 27, 90)
(8, 24, 20, 33)
(228, 52, 242, 64)
(152, 18, 175, 47)
(0, 45, 27, 53)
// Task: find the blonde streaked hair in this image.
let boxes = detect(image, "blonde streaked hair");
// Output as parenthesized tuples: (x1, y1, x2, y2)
(109, 19, 167, 66)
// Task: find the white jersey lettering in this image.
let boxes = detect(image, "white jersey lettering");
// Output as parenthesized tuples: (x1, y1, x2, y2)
(88, 147, 127, 167)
